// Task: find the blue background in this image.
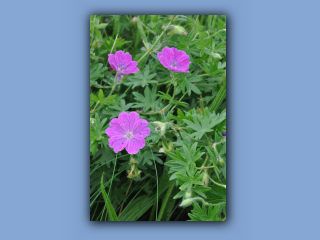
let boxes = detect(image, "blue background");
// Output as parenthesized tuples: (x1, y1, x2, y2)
(1, 0, 319, 239)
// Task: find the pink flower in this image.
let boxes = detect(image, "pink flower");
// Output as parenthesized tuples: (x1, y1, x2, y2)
(157, 47, 191, 73)
(108, 50, 139, 75)
(105, 112, 150, 154)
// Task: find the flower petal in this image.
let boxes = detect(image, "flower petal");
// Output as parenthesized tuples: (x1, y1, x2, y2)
(135, 127, 150, 138)
(131, 136, 146, 149)
(108, 136, 128, 153)
(118, 112, 131, 132)
(132, 119, 149, 135)
(128, 112, 140, 131)
(108, 54, 117, 69)
(124, 61, 139, 75)
(106, 127, 124, 138)
(108, 118, 126, 134)
(114, 50, 125, 66)
(122, 52, 132, 65)
(126, 138, 139, 154)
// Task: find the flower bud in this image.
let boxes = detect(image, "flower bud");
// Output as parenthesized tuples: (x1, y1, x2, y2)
(222, 132, 226, 136)
(129, 158, 138, 166)
(153, 121, 166, 136)
(202, 172, 209, 186)
(179, 198, 193, 207)
(168, 25, 188, 36)
(217, 158, 225, 168)
(185, 190, 192, 199)
(213, 53, 222, 60)
(159, 140, 173, 154)
(131, 17, 138, 25)
(127, 168, 142, 179)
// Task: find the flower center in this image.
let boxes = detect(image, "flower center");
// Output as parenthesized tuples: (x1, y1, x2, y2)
(118, 63, 126, 72)
(124, 131, 133, 139)
(170, 60, 178, 68)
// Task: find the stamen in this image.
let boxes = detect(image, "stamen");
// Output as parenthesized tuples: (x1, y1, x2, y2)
(124, 131, 133, 139)
(170, 60, 178, 68)
(118, 63, 126, 72)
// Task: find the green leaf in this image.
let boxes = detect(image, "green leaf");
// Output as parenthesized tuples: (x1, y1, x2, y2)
(209, 74, 226, 111)
(137, 16, 149, 50)
(132, 86, 162, 112)
(100, 173, 119, 221)
(118, 195, 154, 221)
(188, 202, 222, 221)
(97, 23, 108, 29)
(124, 67, 158, 89)
(98, 89, 104, 101)
(176, 71, 202, 96)
(183, 108, 226, 139)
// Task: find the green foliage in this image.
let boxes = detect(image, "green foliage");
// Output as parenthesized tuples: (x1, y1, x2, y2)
(132, 86, 162, 112)
(188, 202, 222, 221)
(183, 108, 226, 139)
(90, 15, 226, 221)
(101, 173, 119, 221)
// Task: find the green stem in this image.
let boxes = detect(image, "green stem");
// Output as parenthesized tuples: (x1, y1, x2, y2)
(157, 79, 172, 86)
(177, 128, 209, 145)
(137, 73, 177, 116)
(162, 73, 177, 113)
(196, 166, 215, 170)
(195, 83, 218, 86)
(193, 197, 225, 206)
(149, 199, 157, 221)
(204, 133, 211, 144)
(208, 176, 226, 188)
(205, 29, 226, 39)
(201, 156, 209, 168)
(157, 180, 175, 221)
(170, 92, 187, 112)
(166, 84, 172, 94)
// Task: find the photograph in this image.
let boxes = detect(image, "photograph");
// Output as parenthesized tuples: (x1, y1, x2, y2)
(90, 15, 226, 221)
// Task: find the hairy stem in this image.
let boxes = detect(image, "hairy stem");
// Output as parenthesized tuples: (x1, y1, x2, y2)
(208, 176, 226, 188)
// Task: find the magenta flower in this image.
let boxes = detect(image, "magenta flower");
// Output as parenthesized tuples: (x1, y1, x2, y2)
(108, 50, 139, 75)
(157, 47, 191, 73)
(106, 112, 150, 154)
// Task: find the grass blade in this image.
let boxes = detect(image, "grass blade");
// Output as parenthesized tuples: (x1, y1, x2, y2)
(100, 173, 119, 221)
(209, 73, 226, 112)
(157, 180, 175, 221)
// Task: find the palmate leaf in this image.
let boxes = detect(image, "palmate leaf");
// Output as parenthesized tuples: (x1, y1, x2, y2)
(188, 202, 222, 221)
(165, 142, 205, 180)
(90, 113, 109, 156)
(157, 91, 189, 108)
(183, 108, 226, 139)
(206, 184, 226, 205)
(132, 86, 162, 112)
(123, 67, 158, 89)
(175, 71, 202, 96)
(137, 148, 163, 165)
(90, 62, 107, 84)
(104, 99, 134, 118)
